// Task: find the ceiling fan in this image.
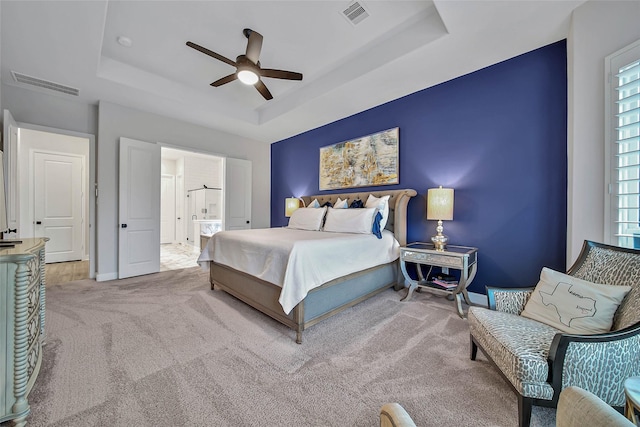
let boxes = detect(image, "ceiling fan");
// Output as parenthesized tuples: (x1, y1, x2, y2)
(186, 28, 303, 101)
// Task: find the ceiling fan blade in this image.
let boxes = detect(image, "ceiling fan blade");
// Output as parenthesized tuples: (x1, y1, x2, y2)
(260, 69, 303, 81)
(244, 29, 263, 64)
(211, 73, 238, 87)
(255, 80, 273, 100)
(186, 41, 236, 67)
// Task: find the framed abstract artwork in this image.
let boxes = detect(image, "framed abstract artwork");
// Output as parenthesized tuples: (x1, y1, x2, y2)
(319, 127, 399, 190)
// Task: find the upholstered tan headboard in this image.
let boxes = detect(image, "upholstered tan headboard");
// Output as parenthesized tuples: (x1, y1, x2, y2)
(301, 188, 417, 246)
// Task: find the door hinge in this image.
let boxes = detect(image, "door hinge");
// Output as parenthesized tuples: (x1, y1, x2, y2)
(94, 183, 98, 198)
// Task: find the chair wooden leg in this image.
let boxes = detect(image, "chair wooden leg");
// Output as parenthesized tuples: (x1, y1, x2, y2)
(517, 395, 532, 427)
(470, 335, 478, 360)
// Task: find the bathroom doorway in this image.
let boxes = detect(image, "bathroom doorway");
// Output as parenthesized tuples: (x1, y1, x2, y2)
(160, 147, 224, 271)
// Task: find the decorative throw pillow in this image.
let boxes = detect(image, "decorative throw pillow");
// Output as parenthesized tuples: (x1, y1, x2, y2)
(288, 206, 326, 231)
(321, 201, 333, 208)
(334, 197, 349, 209)
(521, 267, 632, 334)
(323, 207, 377, 234)
(307, 199, 321, 208)
(365, 194, 391, 229)
(349, 199, 364, 209)
(371, 211, 383, 239)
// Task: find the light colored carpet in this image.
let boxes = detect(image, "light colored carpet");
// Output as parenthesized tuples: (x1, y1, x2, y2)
(24, 267, 555, 426)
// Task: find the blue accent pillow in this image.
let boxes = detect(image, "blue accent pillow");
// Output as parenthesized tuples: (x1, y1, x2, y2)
(349, 199, 364, 208)
(372, 211, 383, 239)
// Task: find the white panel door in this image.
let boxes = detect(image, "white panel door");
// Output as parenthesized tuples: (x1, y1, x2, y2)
(224, 158, 252, 230)
(119, 137, 160, 279)
(3, 109, 19, 238)
(34, 152, 83, 262)
(160, 174, 175, 244)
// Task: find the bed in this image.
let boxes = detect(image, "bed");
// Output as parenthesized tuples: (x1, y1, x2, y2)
(199, 188, 417, 343)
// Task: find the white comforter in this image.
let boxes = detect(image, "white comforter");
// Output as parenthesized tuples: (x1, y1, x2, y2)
(197, 227, 400, 314)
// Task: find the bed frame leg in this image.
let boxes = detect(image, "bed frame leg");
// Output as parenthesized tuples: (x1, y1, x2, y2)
(294, 303, 304, 344)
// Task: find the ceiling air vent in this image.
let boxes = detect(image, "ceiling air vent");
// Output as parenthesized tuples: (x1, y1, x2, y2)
(11, 71, 80, 96)
(341, 1, 370, 26)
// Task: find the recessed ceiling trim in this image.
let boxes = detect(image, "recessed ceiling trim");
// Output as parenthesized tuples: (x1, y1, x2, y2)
(11, 71, 80, 96)
(341, 1, 370, 26)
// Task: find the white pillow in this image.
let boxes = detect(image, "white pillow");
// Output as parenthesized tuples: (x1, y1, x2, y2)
(521, 267, 632, 334)
(307, 199, 321, 208)
(288, 206, 326, 231)
(323, 207, 376, 234)
(365, 194, 391, 229)
(334, 197, 349, 209)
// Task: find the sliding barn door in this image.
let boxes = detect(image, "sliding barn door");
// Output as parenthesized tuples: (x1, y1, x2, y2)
(118, 137, 160, 279)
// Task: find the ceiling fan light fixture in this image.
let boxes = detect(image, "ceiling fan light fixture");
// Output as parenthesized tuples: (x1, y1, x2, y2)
(237, 69, 259, 85)
(187, 28, 302, 100)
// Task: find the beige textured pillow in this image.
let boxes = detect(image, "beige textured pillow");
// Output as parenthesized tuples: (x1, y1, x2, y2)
(521, 267, 631, 334)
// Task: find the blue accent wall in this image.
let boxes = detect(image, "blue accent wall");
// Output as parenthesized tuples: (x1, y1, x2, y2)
(271, 40, 567, 294)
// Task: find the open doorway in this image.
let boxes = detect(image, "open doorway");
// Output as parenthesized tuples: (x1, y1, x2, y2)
(7, 122, 94, 285)
(160, 147, 223, 271)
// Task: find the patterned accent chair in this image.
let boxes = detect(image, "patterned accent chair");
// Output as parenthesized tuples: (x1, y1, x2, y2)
(468, 240, 640, 427)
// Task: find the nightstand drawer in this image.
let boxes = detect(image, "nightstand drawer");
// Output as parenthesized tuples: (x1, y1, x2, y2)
(402, 250, 465, 268)
(402, 250, 429, 262)
(423, 253, 464, 268)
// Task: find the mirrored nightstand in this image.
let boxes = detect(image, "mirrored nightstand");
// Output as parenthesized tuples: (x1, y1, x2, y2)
(400, 242, 478, 317)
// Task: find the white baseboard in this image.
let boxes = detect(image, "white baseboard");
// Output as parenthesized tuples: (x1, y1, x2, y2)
(96, 272, 117, 282)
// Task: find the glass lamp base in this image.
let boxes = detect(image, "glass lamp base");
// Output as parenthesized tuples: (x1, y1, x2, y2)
(431, 233, 448, 251)
(431, 220, 448, 251)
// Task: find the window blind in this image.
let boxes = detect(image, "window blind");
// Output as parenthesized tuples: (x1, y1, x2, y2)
(615, 57, 640, 248)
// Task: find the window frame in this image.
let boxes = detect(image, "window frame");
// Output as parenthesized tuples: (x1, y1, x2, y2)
(604, 39, 640, 248)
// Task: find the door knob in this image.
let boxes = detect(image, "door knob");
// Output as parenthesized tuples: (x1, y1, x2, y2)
(36, 221, 42, 225)
(121, 224, 128, 228)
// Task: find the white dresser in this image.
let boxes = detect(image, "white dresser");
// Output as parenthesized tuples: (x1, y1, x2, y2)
(0, 238, 48, 426)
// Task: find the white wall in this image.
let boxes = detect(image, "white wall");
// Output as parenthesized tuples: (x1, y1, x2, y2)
(161, 158, 176, 175)
(567, 0, 640, 263)
(184, 156, 222, 190)
(2, 84, 98, 135)
(97, 101, 270, 280)
(0, 3, 3, 116)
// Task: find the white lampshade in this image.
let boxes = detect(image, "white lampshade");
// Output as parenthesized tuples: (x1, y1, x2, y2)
(285, 197, 301, 217)
(427, 186, 454, 221)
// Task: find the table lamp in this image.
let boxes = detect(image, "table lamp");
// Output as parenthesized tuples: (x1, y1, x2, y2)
(427, 186, 454, 251)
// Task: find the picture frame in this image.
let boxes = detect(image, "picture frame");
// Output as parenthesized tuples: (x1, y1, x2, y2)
(319, 127, 399, 190)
